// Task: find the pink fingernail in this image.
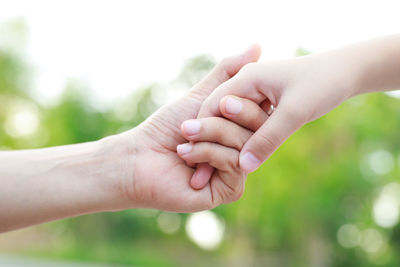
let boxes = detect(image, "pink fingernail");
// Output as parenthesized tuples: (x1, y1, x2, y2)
(240, 152, 261, 173)
(182, 120, 201, 135)
(225, 97, 242, 115)
(177, 143, 193, 154)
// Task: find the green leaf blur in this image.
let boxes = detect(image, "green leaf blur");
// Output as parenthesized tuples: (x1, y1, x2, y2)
(1, 19, 400, 267)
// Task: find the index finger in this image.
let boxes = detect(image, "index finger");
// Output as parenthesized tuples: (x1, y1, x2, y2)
(196, 64, 268, 119)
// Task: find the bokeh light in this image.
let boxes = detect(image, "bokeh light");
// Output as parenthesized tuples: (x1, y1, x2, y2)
(373, 183, 400, 228)
(359, 228, 385, 253)
(367, 150, 394, 175)
(2, 2, 400, 265)
(185, 211, 225, 250)
(373, 194, 399, 228)
(4, 102, 40, 138)
(157, 212, 181, 234)
(337, 224, 361, 248)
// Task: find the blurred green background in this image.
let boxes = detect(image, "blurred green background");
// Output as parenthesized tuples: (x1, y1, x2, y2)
(1, 19, 400, 267)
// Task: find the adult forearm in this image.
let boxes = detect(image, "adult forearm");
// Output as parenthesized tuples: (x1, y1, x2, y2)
(0, 137, 130, 233)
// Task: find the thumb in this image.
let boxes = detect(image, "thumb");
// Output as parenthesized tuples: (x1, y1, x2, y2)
(239, 105, 305, 173)
(191, 44, 261, 98)
(188, 44, 261, 190)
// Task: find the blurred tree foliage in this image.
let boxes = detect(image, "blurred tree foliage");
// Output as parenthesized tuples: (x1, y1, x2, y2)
(1, 19, 400, 267)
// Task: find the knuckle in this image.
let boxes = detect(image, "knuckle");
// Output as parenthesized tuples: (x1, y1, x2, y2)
(233, 187, 244, 202)
(214, 129, 224, 142)
(223, 149, 240, 172)
(202, 144, 214, 159)
(229, 153, 241, 170)
(234, 138, 245, 150)
(238, 131, 252, 149)
(209, 117, 224, 138)
(239, 62, 256, 75)
(230, 181, 245, 203)
(214, 57, 235, 81)
(256, 131, 280, 154)
(255, 109, 268, 126)
(218, 56, 234, 69)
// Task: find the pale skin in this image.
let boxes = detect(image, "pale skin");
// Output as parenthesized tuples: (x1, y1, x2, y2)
(0, 45, 263, 233)
(190, 34, 400, 189)
(2, 35, 400, 233)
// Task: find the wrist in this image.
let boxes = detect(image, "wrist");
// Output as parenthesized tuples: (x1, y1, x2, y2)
(305, 51, 360, 101)
(51, 139, 131, 214)
(0, 139, 133, 232)
(95, 130, 140, 211)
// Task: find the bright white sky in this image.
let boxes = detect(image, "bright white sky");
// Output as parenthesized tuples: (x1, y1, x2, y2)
(0, 0, 399, 106)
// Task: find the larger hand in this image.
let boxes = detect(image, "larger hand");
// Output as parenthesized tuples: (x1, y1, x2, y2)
(110, 45, 261, 212)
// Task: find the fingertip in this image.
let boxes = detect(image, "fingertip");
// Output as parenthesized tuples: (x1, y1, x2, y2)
(219, 95, 242, 116)
(239, 151, 261, 173)
(190, 163, 213, 190)
(181, 120, 201, 137)
(243, 44, 262, 63)
(190, 176, 206, 190)
(177, 143, 193, 155)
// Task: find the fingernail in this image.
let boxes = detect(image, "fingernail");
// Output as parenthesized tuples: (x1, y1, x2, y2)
(177, 143, 193, 154)
(240, 152, 261, 173)
(182, 120, 201, 135)
(225, 97, 242, 115)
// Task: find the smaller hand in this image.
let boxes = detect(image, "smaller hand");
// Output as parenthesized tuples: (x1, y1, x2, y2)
(195, 53, 354, 179)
